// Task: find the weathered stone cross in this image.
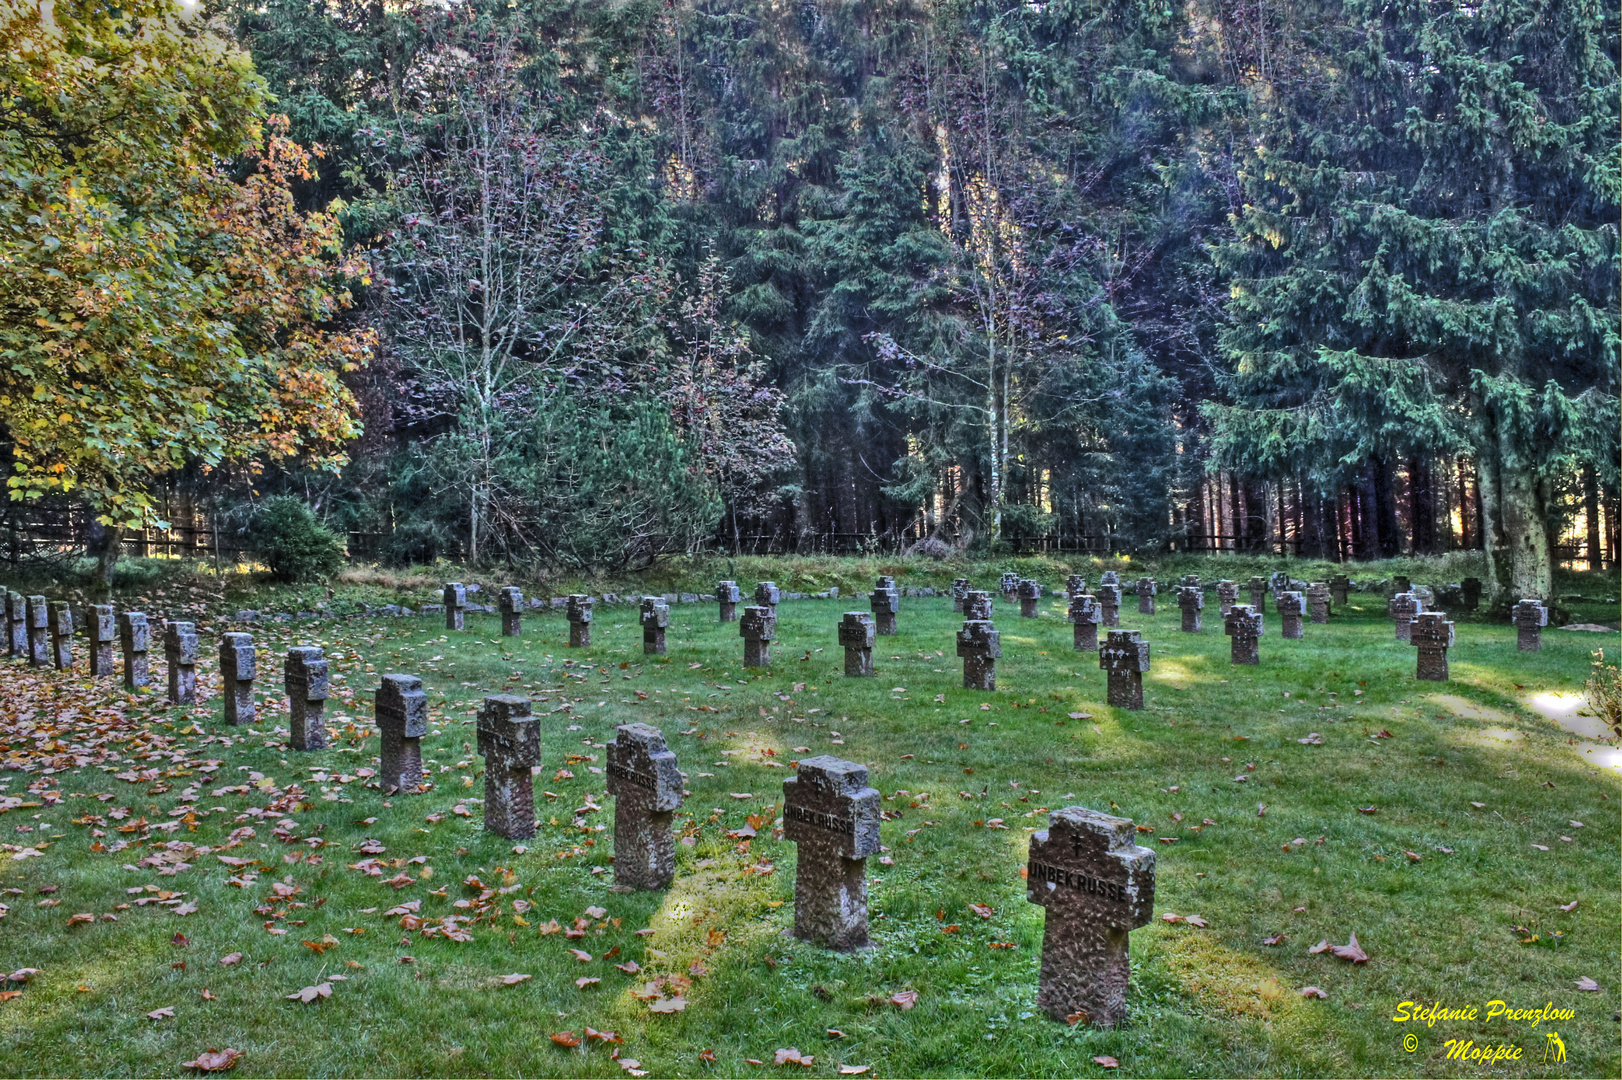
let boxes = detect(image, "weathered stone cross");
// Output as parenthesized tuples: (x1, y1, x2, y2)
(88, 605, 116, 678)
(47, 601, 72, 670)
(1277, 590, 1305, 639)
(478, 694, 540, 838)
(566, 594, 593, 648)
(1215, 580, 1238, 616)
(376, 674, 428, 793)
(1224, 604, 1262, 665)
(838, 611, 875, 676)
(119, 612, 151, 691)
(1097, 583, 1122, 628)
(957, 619, 1000, 690)
(285, 646, 330, 750)
(716, 580, 742, 622)
(951, 578, 971, 613)
(1175, 584, 1203, 632)
(1099, 629, 1149, 709)
(869, 577, 899, 635)
(1136, 578, 1156, 615)
(607, 722, 685, 889)
(443, 582, 467, 631)
(498, 586, 524, 637)
(640, 596, 670, 655)
(1306, 582, 1331, 623)
(1387, 591, 1422, 642)
(783, 756, 881, 950)
(1017, 578, 1043, 618)
(1412, 612, 1454, 681)
(1513, 598, 1548, 652)
(740, 605, 776, 668)
(220, 632, 256, 723)
(1069, 593, 1102, 652)
(164, 621, 198, 704)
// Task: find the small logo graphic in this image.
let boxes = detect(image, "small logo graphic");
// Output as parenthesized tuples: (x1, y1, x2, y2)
(1543, 1032, 1566, 1064)
(1402, 1033, 1419, 1053)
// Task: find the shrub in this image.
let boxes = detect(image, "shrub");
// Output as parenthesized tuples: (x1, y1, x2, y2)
(247, 497, 345, 582)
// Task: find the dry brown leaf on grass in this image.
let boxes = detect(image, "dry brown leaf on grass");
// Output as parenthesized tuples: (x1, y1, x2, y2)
(1576, 977, 1600, 991)
(585, 1028, 623, 1045)
(500, 973, 531, 986)
(146, 1007, 176, 1019)
(550, 1032, 581, 1048)
(648, 996, 687, 1013)
(1329, 933, 1369, 963)
(774, 1048, 815, 1066)
(568, 948, 593, 962)
(698, 1049, 717, 1064)
(576, 977, 601, 989)
(1300, 986, 1328, 999)
(838, 1066, 870, 1075)
(968, 904, 994, 919)
(889, 990, 918, 1010)
(182, 1049, 243, 1072)
(218, 953, 242, 966)
(617, 1057, 648, 1077)
(1559, 900, 1579, 912)
(1093, 1055, 1119, 1068)
(285, 983, 332, 1003)
(7, 969, 41, 982)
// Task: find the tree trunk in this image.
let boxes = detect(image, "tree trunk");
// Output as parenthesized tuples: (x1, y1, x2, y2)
(1583, 463, 1601, 570)
(1498, 447, 1552, 600)
(87, 523, 122, 593)
(1372, 456, 1400, 558)
(1474, 426, 1505, 604)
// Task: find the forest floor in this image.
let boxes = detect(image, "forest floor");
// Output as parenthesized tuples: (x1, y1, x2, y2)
(0, 559, 1617, 1078)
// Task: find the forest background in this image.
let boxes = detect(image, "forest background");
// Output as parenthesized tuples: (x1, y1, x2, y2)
(0, 0, 1616, 604)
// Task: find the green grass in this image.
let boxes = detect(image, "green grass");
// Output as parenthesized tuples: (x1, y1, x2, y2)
(0, 578, 1617, 1077)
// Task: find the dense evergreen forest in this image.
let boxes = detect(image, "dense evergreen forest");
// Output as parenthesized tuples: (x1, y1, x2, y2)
(0, 0, 1616, 600)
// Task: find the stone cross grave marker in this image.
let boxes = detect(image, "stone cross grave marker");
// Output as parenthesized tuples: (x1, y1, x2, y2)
(951, 578, 971, 613)
(47, 601, 72, 670)
(25, 595, 48, 668)
(1099, 629, 1149, 709)
(1025, 806, 1155, 1026)
(5, 590, 24, 658)
(118, 612, 150, 690)
(963, 589, 993, 621)
(754, 581, 783, 615)
(1269, 570, 1289, 600)
(163, 621, 198, 704)
(1306, 582, 1331, 623)
(220, 632, 256, 723)
(1460, 577, 1482, 611)
(1099, 571, 1120, 589)
(376, 674, 428, 793)
(1018, 578, 1043, 618)
(443, 582, 467, 631)
(1388, 591, 1421, 642)
(1175, 584, 1203, 633)
(1247, 575, 1268, 613)
(1412, 612, 1454, 681)
(999, 572, 1020, 602)
(1215, 580, 1238, 617)
(1098, 584, 1122, 628)
(957, 619, 1001, 690)
(1277, 591, 1305, 640)
(640, 596, 670, 655)
(869, 578, 899, 635)
(1066, 574, 1087, 601)
(285, 646, 330, 751)
(838, 611, 875, 676)
(1224, 604, 1262, 665)
(566, 594, 593, 648)
(1136, 578, 1156, 615)
(1069, 594, 1101, 652)
(740, 605, 776, 667)
(1411, 584, 1435, 612)
(477, 694, 540, 839)
(498, 587, 524, 637)
(89, 605, 116, 677)
(1179, 573, 1201, 589)
(1330, 574, 1350, 607)
(717, 581, 743, 622)
(607, 722, 684, 889)
(784, 756, 881, 950)
(1513, 598, 1548, 652)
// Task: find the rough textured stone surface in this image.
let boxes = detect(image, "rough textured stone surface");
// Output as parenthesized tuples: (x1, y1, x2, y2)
(1460, 577, 1482, 611)
(1246, 576, 1268, 613)
(1097, 584, 1122, 628)
(1513, 598, 1548, 652)
(1175, 585, 1203, 633)
(1069, 594, 1101, 652)
(163, 621, 198, 704)
(1330, 574, 1350, 607)
(869, 579, 899, 635)
(963, 590, 993, 621)
(754, 581, 783, 613)
(567, 594, 593, 648)
(1018, 579, 1043, 618)
(1277, 591, 1305, 639)
(1306, 583, 1331, 623)
(377, 674, 428, 793)
(838, 612, 875, 676)
(1269, 571, 1289, 601)
(1215, 581, 1238, 617)
(47, 601, 72, 670)
(640, 596, 670, 655)
(784, 757, 881, 950)
(1412, 612, 1454, 681)
(443, 582, 467, 631)
(951, 578, 971, 613)
(717, 581, 743, 622)
(478, 695, 540, 839)
(89, 605, 116, 677)
(4, 590, 23, 658)
(119, 612, 151, 691)
(999, 572, 1020, 602)
(1136, 578, 1156, 615)
(957, 620, 1001, 690)
(1387, 591, 1421, 642)
(1066, 575, 1087, 602)
(1178, 574, 1201, 589)
(285, 646, 330, 751)
(24, 595, 48, 668)
(498, 587, 524, 637)
(741, 605, 777, 668)
(607, 723, 684, 889)
(1224, 604, 1262, 665)
(1099, 571, 1120, 589)
(1100, 630, 1149, 710)
(1026, 806, 1155, 1026)
(219, 632, 256, 724)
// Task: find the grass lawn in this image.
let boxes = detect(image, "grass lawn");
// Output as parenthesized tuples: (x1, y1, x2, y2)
(0, 573, 1617, 1077)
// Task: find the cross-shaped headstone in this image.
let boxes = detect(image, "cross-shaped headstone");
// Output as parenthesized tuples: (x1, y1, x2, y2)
(1175, 585, 1203, 633)
(957, 619, 1000, 689)
(376, 674, 428, 793)
(1513, 598, 1548, 652)
(220, 632, 256, 723)
(1330, 574, 1350, 607)
(951, 578, 971, 613)
(1411, 584, 1435, 612)
(1387, 591, 1422, 642)
(607, 722, 684, 889)
(1246, 575, 1268, 613)
(566, 594, 593, 648)
(1025, 806, 1155, 1026)
(498, 587, 524, 637)
(477, 695, 540, 838)
(640, 596, 670, 655)
(1097, 584, 1122, 628)
(869, 578, 899, 635)
(118, 612, 150, 690)
(999, 572, 1019, 602)
(1099, 571, 1120, 589)
(963, 589, 993, 621)
(1306, 582, 1331, 623)
(1412, 612, 1454, 681)
(1066, 575, 1087, 602)
(1017, 579, 1043, 618)
(838, 611, 875, 676)
(1179, 574, 1201, 589)
(740, 605, 776, 668)
(25, 595, 48, 668)
(1099, 629, 1149, 709)
(443, 582, 467, 631)
(285, 646, 330, 751)
(1460, 577, 1482, 611)
(1069, 594, 1101, 652)
(5, 590, 25, 658)
(1224, 604, 1263, 665)
(163, 621, 198, 705)
(47, 601, 72, 670)
(1215, 580, 1238, 617)
(783, 756, 881, 950)
(1269, 570, 1289, 600)
(1277, 590, 1305, 639)
(754, 581, 782, 615)
(717, 581, 743, 622)
(88, 605, 116, 678)
(1136, 578, 1157, 615)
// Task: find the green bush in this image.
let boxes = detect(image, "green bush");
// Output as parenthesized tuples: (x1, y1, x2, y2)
(247, 497, 346, 582)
